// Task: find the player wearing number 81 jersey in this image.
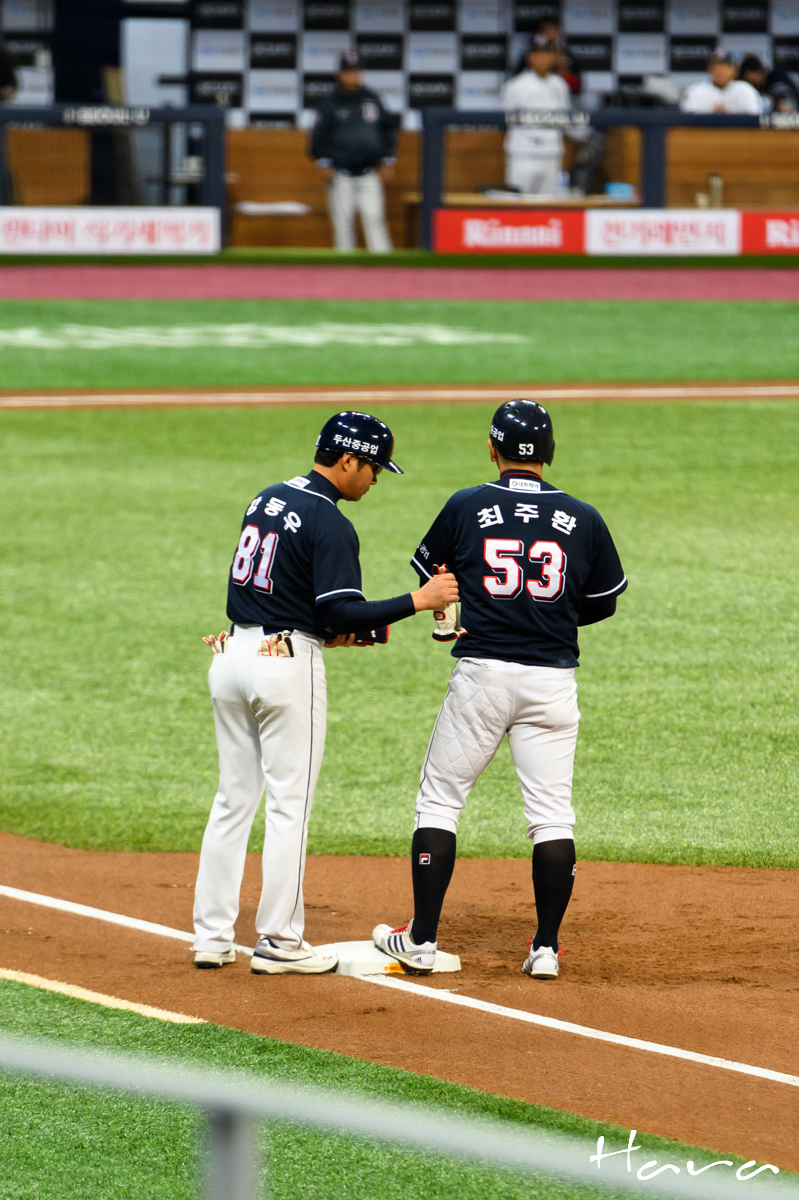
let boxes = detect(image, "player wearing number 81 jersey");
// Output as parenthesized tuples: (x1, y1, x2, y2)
(372, 400, 627, 980)
(193, 411, 459, 975)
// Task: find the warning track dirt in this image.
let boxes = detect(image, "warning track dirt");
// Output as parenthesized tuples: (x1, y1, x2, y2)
(1, 383, 799, 410)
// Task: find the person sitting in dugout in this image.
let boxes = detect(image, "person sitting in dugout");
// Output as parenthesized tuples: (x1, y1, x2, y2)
(680, 48, 761, 114)
(310, 50, 396, 253)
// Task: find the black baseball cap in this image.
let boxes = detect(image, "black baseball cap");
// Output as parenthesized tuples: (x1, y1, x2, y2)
(340, 50, 361, 71)
(709, 48, 735, 66)
(530, 34, 557, 52)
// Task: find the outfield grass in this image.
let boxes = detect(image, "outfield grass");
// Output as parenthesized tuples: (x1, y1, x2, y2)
(1, 299, 799, 388)
(0, 400, 797, 866)
(0, 978, 769, 1199)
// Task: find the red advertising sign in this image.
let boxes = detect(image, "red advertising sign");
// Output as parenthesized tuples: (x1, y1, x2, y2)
(433, 208, 585, 254)
(741, 211, 799, 254)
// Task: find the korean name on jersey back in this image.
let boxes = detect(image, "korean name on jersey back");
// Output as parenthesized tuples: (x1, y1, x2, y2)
(226, 472, 364, 637)
(411, 473, 626, 668)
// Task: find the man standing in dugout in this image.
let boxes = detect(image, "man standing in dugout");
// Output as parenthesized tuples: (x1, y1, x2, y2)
(372, 401, 627, 980)
(311, 50, 396, 252)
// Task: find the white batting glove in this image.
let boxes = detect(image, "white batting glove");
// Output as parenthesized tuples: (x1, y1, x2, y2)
(432, 601, 465, 642)
(431, 564, 465, 642)
(257, 632, 295, 657)
(203, 631, 229, 653)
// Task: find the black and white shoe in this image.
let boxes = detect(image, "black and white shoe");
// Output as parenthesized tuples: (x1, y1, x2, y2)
(193, 948, 236, 969)
(250, 937, 338, 975)
(372, 920, 436, 973)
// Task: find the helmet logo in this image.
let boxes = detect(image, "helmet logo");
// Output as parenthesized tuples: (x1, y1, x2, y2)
(490, 425, 505, 441)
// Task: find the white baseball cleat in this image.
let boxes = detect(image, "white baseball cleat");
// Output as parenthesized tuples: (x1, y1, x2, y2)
(372, 921, 436, 973)
(193, 948, 236, 969)
(250, 937, 338, 975)
(522, 944, 559, 980)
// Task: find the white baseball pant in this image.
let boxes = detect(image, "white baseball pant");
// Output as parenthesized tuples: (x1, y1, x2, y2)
(505, 152, 562, 196)
(328, 170, 393, 252)
(414, 658, 579, 844)
(193, 625, 326, 954)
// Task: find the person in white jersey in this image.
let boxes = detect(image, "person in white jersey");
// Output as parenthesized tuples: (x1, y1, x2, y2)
(680, 48, 762, 115)
(501, 34, 571, 196)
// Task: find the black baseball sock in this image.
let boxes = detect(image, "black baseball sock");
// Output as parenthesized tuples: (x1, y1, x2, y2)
(411, 827, 457, 945)
(532, 838, 576, 953)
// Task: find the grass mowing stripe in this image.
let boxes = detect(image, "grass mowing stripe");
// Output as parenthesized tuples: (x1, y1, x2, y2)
(0, 401, 797, 865)
(0, 978, 773, 1200)
(0, 299, 798, 387)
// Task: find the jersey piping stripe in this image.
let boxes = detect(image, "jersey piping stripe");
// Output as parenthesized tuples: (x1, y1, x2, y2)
(585, 575, 627, 599)
(285, 482, 336, 506)
(315, 587, 365, 601)
(411, 555, 432, 580)
(288, 647, 317, 950)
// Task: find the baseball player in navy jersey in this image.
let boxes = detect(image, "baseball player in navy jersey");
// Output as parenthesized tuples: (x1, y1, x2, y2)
(373, 400, 626, 979)
(193, 411, 458, 975)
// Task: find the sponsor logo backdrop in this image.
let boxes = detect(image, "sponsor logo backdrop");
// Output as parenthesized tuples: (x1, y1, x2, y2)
(168, 0, 799, 125)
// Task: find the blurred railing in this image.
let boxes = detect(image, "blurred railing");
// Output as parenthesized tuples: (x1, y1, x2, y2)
(0, 1032, 795, 1200)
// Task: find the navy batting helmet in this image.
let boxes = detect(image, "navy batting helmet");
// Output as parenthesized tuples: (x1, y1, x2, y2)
(316, 411, 403, 474)
(489, 400, 555, 465)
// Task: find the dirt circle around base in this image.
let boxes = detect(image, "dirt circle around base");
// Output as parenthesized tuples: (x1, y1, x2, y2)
(1, 831, 797, 1169)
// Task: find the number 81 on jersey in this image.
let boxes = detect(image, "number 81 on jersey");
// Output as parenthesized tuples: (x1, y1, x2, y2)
(483, 538, 565, 602)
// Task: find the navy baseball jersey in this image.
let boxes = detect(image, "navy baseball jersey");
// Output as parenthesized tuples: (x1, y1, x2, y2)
(226, 471, 363, 636)
(412, 470, 626, 668)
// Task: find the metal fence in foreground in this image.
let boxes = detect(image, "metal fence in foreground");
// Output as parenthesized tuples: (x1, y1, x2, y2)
(0, 1033, 795, 1200)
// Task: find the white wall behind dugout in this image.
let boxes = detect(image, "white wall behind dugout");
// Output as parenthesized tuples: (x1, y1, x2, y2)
(118, 1, 799, 128)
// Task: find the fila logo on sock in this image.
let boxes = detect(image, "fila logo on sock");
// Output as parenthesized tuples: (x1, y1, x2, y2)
(419, 853, 431, 865)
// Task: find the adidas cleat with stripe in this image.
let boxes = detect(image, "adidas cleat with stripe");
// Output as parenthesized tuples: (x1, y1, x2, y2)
(522, 944, 559, 979)
(372, 921, 436, 973)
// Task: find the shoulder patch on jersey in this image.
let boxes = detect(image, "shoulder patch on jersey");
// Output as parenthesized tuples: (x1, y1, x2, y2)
(508, 478, 541, 492)
(285, 476, 310, 488)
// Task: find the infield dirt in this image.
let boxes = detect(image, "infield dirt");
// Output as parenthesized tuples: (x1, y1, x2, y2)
(1, 831, 797, 1169)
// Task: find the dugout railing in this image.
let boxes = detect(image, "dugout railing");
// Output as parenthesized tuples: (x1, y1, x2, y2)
(0, 105, 225, 215)
(0, 1031, 794, 1200)
(419, 108, 799, 250)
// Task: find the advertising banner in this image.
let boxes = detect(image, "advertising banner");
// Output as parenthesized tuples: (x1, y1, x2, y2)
(434, 208, 799, 255)
(741, 211, 799, 253)
(433, 209, 584, 253)
(585, 209, 741, 255)
(0, 208, 221, 254)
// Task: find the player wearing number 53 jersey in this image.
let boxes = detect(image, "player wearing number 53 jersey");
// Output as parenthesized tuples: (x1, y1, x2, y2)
(372, 400, 626, 979)
(193, 411, 458, 975)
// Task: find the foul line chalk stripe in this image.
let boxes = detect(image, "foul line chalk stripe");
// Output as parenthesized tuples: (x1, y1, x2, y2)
(3, 883, 799, 1089)
(362, 975, 799, 1090)
(0, 968, 205, 1025)
(1, 384, 799, 410)
(0, 884, 254, 956)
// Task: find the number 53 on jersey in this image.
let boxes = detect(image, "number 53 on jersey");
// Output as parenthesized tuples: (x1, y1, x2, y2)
(483, 538, 565, 602)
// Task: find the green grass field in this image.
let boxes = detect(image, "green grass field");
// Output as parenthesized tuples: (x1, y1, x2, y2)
(2, 293, 798, 1198)
(1, 400, 797, 865)
(1, 299, 799, 387)
(0, 978, 769, 1200)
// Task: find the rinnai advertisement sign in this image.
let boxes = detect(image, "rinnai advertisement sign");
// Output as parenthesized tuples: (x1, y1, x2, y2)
(585, 209, 741, 256)
(433, 208, 584, 253)
(433, 207, 799, 255)
(0, 208, 221, 254)
(741, 211, 799, 253)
